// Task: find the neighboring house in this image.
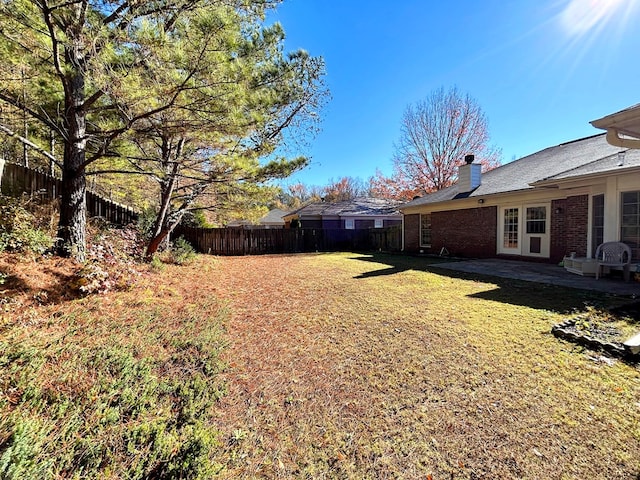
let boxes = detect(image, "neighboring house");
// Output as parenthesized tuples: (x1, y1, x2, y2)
(283, 197, 402, 230)
(227, 208, 289, 229)
(401, 131, 640, 263)
(257, 208, 289, 228)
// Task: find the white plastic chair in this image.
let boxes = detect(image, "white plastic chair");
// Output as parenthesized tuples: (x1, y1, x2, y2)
(594, 241, 632, 282)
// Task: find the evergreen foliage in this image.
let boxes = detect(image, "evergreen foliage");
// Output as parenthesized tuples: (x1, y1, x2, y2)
(0, 1, 327, 261)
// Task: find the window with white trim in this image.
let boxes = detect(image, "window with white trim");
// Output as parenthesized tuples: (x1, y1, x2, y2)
(345, 218, 355, 230)
(503, 208, 519, 248)
(591, 194, 604, 257)
(526, 206, 546, 234)
(420, 213, 432, 247)
(621, 191, 640, 260)
(374, 219, 383, 228)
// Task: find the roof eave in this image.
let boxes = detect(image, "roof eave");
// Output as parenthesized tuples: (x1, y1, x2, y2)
(591, 105, 640, 149)
(532, 164, 640, 188)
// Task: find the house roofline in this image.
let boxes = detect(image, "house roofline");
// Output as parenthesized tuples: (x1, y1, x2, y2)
(401, 162, 640, 214)
(531, 164, 640, 188)
(591, 104, 640, 148)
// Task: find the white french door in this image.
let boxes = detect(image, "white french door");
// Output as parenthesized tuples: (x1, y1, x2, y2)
(498, 204, 550, 258)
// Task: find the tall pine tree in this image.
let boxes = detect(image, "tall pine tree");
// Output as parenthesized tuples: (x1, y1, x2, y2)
(0, 1, 326, 260)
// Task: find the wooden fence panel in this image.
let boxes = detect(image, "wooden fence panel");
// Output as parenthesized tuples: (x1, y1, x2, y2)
(1, 162, 138, 226)
(369, 226, 402, 251)
(172, 226, 402, 256)
(0, 162, 404, 254)
(0, 161, 62, 198)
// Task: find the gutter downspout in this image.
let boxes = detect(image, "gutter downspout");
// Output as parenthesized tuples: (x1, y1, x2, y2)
(401, 214, 405, 251)
(606, 129, 640, 149)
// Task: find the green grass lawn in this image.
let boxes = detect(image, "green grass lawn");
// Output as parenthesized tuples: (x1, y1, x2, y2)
(1, 252, 639, 479)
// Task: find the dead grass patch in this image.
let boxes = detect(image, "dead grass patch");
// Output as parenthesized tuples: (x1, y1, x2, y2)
(1, 252, 639, 479)
(1, 256, 228, 479)
(209, 252, 640, 479)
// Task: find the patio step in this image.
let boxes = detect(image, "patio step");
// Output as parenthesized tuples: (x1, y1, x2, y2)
(623, 332, 640, 355)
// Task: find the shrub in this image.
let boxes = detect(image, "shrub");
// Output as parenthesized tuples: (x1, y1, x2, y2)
(69, 219, 147, 295)
(152, 236, 198, 266)
(136, 207, 158, 241)
(163, 236, 197, 265)
(71, 262, 112, 295)
(0, 196, 55, 254)
(87, 217, 145, 262)
(181, 208, 212, 228)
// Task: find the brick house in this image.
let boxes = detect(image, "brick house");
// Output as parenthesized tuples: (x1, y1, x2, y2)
(401, 128, 640, 264)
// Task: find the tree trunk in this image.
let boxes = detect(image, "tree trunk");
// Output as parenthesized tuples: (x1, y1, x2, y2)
(57, 158, 87, 260)
(145, 155, 180, 260)
(145, 226, 172, 259)
(145, 209, 188, 259)
(56, 39, 88, 262)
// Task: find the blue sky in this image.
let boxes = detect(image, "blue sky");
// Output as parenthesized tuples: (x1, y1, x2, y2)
(267, 0, 640, 188)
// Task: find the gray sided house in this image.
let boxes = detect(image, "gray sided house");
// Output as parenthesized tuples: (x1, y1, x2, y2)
(283, 197, 402, 230)
(401, 131, 640, 263)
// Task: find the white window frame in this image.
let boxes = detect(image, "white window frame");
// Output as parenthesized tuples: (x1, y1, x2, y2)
(420, 213, 432, 247)
(374, 218, 383, 228)
(498, 204, 550, 257)
(620, 190, 640, 260)
(590, 193, 605, 258)
(345, 218, 355, 230)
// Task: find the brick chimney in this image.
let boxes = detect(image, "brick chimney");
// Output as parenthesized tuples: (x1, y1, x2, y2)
(458, 154, 481, 193)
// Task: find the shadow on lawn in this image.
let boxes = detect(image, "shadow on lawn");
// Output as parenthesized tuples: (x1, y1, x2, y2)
(351, 253, 612, 315)
(351, 253, 450, 279)
(0, 264, 82, 307)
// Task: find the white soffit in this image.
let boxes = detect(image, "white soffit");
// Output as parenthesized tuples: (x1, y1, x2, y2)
(591, 104, 640, 149)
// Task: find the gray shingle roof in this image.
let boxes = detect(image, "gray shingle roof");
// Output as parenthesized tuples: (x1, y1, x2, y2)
(591, 103, 640, 139)
(259, 208, 289, 224)
(288, 197, 402, 217)
(403, 133, 634, 208)
(535, 149, 640, 183)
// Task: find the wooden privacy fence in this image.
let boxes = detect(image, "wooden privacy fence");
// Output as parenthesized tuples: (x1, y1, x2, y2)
(0, 161, 139, 226)
(1, 160, 62, 199)
(0, 160, 403, 254)
(173, 226, 402, 256)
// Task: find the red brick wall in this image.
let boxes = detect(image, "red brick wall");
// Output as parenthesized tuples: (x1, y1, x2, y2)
(404, 214, 420, 251)
(431, 206, 497, 258)
(565, 195, 589, 258)
(405, 198, 587, 261)
(550, 199, 567, 263)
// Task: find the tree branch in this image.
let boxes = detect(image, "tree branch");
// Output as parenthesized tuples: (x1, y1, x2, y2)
(0, 122, 61, 167)
(0, 92, 61, 133)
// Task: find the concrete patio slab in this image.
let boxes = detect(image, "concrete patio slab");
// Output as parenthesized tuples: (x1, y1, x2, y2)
(433, 258, 639, 297)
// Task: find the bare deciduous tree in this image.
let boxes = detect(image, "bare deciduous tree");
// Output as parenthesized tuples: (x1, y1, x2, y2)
(322, 176, 366, 202)
(391, 86, 501, 194)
